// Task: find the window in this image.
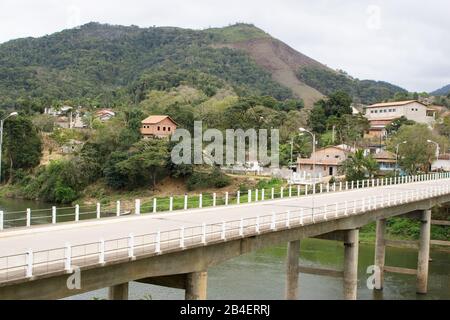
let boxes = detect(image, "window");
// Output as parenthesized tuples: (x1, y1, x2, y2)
(168, 127, 171, 132)
(157, 126, 160, 131)
(163, 127, 166, 131)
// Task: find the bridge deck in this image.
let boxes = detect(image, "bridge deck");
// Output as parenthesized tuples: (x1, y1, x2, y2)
(0, 177, 449, 284)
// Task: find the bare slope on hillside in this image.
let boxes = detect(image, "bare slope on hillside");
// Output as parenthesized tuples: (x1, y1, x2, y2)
(217, 38, 327, 108)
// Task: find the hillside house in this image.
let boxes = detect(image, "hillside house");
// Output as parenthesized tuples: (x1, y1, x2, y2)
(296, 144, 355, 177)
(364, 100, 436, 138)
(95, 109, 116, 121)
(373, 150, 397, 174)
(140, 115, 178, 139)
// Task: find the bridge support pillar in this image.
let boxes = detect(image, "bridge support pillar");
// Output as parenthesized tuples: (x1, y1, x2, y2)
(185, 271, 208, 300)
(374, 219, 386, 289)
(343, 229, 359, 300)
(417, 209, 431, 294)
(108, 282, 129, 300)
(285, 240, 300, 300)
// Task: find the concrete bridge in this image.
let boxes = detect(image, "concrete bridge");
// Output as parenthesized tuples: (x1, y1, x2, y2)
(0, 174, 449, 300)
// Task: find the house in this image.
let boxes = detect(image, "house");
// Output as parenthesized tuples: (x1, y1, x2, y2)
(296, 144, 355, 177)
(95, 109, 116, 121)
(140, 115, 178, 139)
(431, 154, 450, 172)
(373, 150, 397, 174)
(364, 100, 437, 138)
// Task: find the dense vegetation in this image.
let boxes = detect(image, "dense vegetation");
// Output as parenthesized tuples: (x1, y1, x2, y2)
(0, 23, 293, 113)
(296, 66, 407, 104)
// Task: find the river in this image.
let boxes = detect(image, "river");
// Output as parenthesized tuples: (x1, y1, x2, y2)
(1, 199, 449, 300)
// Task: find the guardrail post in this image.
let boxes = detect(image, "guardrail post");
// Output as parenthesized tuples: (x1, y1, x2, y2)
(286, 210, 290, 228)
(52, 206, 56, 224)
(202, 223, 207, 244)
(326, 183, 329, 193)
(128, 233, 135, 259)
(99, 239, 105, 264)
(169, 197, 173, 211)
(180, 227, 185, 249)
(26, 208, 31, 227)
(289, 186, 292, 197)
(199, 194, 203, 208)
(280, 187, 284, 198)
(96, 202, 101, 218)
(339, 182, 342, 191)
(320, 184, 323, 193)
(255, 189, 258, 202)
(237, 191, 240, 204)
(135, 199, 141, 215)
(297, 185, 300, 196)
(249, 190, 252, 203)
(75, 205, 79, 222)
(305, 185, 308, 195)
(116, 201, 121, 217)
(64, 243, 72, 272)
(155, 231, 161, 254)
(351, 181, 354, 189)
(271, 188, 274, 199)
(26, 249, 33, 278)
(239, 218, 244, 237)
(256, 216, 260, 234)
(225, 192, 229, 206)
(213, 193, 216, 207)
(262, 188, 265, 200)
(184, 194, 188, 210)
(221, 221, 226, 240)
(356, 180, 359, 189)
(153, 198, 157, 213)
(0, 210, 3, 231)
(271, 212, 276, 230)
(333, 182, 336, 192)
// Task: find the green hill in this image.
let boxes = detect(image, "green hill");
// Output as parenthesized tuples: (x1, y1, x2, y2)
(0, 22, 407, 112)
(431, 84, 450, 96)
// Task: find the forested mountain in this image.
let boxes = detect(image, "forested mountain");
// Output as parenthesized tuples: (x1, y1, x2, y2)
(0, 22, 407, 112)
(431, 84, 450, 96)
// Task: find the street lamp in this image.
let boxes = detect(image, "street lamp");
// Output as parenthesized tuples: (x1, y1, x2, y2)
(299, 127, 316, 188)
(0, 112, 18, 183)
(395, 141, 407, 177)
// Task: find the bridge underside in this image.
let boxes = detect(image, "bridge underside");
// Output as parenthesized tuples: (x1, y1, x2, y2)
(0, 194, 448, 300)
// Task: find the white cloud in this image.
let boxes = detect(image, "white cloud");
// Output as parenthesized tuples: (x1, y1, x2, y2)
(0, 0, 448, 92)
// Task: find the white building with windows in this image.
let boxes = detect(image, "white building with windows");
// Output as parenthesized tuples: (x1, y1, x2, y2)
(365, 100, 436, 138)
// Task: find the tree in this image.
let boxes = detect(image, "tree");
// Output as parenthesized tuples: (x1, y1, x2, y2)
(340, 150, 379, 181)
(308, 91, 353, 134)
(2, 117, 42, 182)
(389, 124, 448, 174)
(385, 116, 415, 136)
(115, 139, 169, 189)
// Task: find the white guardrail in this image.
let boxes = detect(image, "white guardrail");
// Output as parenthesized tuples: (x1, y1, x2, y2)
(0, 173, 449, 232)
(0, 173, 449, 283)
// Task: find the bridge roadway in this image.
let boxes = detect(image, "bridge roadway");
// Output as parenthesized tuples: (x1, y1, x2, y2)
(0, 175, 449, 299)
(0, 178, 446, 257)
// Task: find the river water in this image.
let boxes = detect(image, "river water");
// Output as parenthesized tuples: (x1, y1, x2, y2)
(1, 199, 449, 300)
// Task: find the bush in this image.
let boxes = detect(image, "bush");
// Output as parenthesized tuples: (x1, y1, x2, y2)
(54, 185, 77, 204)
(186, 168, 231, 191)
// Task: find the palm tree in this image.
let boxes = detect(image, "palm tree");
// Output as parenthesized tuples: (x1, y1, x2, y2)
(340, 149, 379, 181)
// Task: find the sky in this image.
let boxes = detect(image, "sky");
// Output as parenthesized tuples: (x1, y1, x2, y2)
(0, 0, 449, 92)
